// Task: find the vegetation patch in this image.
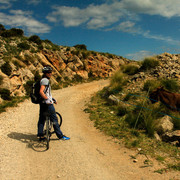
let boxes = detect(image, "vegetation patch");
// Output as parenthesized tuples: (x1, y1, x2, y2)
(0, 96, 27, 113)
(141, 57, 160, 71)
(1, 62, 12, 76)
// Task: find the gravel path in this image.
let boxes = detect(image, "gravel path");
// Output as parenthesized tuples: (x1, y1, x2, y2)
(0, 80, 179, 180)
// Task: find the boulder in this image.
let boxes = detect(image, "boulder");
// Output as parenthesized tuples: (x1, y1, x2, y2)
(76, 70, 88, 80)
(108, 95, 120, 105)
(156, 115, 174, 135)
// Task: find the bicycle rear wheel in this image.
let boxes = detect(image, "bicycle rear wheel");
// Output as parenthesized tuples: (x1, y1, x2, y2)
(56, 112, 62, 127)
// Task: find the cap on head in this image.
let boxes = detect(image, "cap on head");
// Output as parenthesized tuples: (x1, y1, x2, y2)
(42, 66, 53, 74)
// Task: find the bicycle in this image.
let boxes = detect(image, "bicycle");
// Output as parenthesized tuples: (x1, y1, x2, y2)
(44, 111, 62, 150)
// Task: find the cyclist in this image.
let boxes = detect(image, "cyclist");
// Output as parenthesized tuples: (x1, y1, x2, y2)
(37, 65, 70, 140)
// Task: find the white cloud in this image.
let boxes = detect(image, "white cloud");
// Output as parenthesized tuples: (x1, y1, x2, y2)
(120, 0, 180, 18)
(46, 0, 180, 45)
(0, 0, 15, 9)
(126, 50, 155, 60)
(0, 10, 50, 34)
(47, 3, 128, 29)
(26, 0, 42, 5)
(114, 21, 140, 33)
(142, 31, 180, 45)
(47, 0, 180, 29)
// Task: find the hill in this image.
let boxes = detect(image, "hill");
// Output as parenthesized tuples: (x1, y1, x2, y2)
(0, 26, 129, 103)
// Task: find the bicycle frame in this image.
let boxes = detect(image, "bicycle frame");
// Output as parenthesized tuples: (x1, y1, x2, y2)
(44, 112, 62, 150)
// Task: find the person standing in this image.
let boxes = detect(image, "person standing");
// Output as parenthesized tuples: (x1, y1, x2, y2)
(37, 65, 70, 140)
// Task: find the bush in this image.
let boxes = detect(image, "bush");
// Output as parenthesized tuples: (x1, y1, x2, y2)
(125, 101, 159, 137)
(143, 80, 161, 92)
(17, 42, 30, 50)
(117, 104, 129, 116)
(1, 28, 24, 37)
(1, 62, 12, 76)
(74, 44, 87, 50)
(161, 79, 179, 92)
(122, 65, 139, 75)
(82, 51, 90, 59)
(0, 88, 11, 100)
(43, 39, 52, 44)
(141, 57, 160, 71)
(28, 35, 42, 45)
(110, 71, 127, 94)
(24, 80, 34, 95)
(71, 50, 80, 56)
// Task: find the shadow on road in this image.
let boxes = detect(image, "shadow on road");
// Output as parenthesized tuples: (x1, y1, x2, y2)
(7, 132, 49, 152)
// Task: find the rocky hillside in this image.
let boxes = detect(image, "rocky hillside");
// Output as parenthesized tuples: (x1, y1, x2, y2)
(125, 52, 180, 92)
(0, 27, 130, 100)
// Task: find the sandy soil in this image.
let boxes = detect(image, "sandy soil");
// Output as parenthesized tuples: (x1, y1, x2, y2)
(0, 80, 179, 180)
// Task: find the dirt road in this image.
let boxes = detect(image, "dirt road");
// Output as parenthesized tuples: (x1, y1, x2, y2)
(0, 80, 179, 180)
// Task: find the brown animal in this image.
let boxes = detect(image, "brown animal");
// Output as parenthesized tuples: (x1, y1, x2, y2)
(149, 86, 180, 111)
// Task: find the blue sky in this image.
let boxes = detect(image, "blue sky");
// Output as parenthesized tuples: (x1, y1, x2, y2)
(0, 0, 180, 60)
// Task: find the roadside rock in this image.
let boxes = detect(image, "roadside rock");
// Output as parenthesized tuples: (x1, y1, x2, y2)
(156, 115, 174, 134)
(108, 95, 120, 105)
(162, 130, 180, 145)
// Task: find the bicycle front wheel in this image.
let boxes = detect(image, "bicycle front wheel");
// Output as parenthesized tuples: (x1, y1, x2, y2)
(56, 112, 62, 127)
(45, 119, 50, 150)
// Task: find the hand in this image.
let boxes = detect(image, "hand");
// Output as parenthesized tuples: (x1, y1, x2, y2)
(52, 98, 57, 104)
(45, 99, 53, 104)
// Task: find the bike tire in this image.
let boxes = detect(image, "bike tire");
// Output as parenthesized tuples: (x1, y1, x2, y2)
(45, 118, 50, 150)
(56, 112, 62, 127)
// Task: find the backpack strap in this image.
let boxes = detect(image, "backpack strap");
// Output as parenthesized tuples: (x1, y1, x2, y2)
(44, 82, 50, 94)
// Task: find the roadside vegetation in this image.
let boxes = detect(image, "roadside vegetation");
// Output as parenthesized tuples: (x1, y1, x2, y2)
(85, 58, 180, 173)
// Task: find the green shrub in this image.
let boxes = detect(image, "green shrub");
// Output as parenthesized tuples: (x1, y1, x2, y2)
(51, 44, 60, 51)
(125, 106, 157, 137)
(74, 44, 87, 50)
(161, 79, 179, 92)
(17, 42, 30, 50)
(122, 64, 139, 75)
(0, 88, 11, 100)
(24, 80, 34, 95)
(71, 50, 80, 56)
(37, 44, 43, 50)
(143, 80, 161, 92)
(43, 39, 52, 44)
(141, 57, 160, 71)
(82, 51, 90, 59)
(28, 35, 42, 45)
(1, 28, 24, 37)
(1, 62, 12, 76)
(105, 53, 114, 59)
(90, 51, 97, 56)
(110, 71, 127, 94)
(117, 104, 129, 116)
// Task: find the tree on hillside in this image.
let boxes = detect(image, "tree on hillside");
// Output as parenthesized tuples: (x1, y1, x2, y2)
(1, 28, 24, 37)
(28, 35, 42, 45)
